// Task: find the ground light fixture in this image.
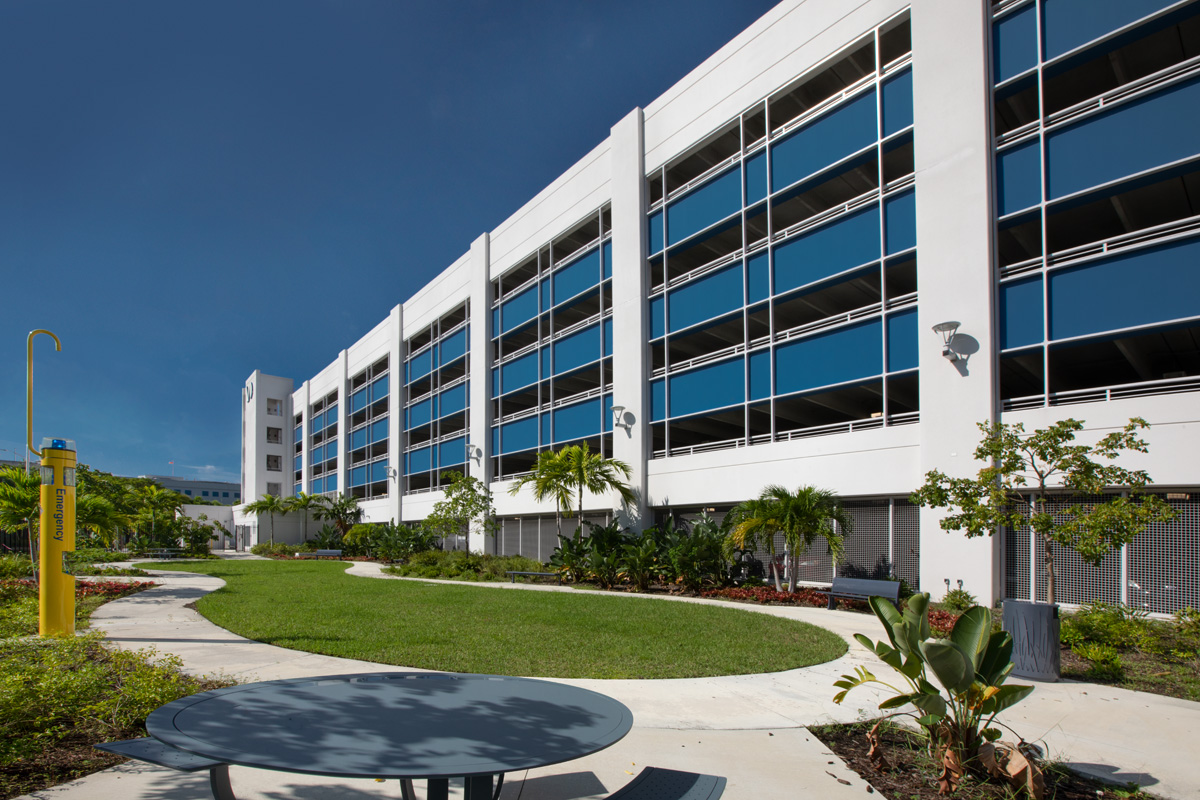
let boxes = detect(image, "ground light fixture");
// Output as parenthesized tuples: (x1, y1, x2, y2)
(932, 320, 961, 361)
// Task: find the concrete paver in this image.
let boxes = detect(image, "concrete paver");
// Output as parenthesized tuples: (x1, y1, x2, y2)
(20, 554, 1200, 799)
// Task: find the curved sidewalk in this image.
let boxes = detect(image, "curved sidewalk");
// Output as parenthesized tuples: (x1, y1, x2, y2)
(24, 556, 1200, 800)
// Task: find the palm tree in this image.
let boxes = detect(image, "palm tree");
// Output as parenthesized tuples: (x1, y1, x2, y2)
(313, 493, 362, 538)
(243, 493, 290, 545)
(135, 485, 184, 544)
(508, 449, 573, 538)
(286, 492, 327, 542)
(724, 485, 851, 593)
(76, 494, 128, 549)
(558, 442, 637, 536)
(0, 465, 40, 570)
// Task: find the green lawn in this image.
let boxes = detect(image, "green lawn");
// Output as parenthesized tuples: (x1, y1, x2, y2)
(151, 560, 847, 678)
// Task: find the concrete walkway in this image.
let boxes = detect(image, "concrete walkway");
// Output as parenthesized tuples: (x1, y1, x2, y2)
(21, 554, 1200, 800)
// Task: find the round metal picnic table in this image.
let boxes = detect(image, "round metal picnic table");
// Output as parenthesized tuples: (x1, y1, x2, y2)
(147, 671, 634, 800)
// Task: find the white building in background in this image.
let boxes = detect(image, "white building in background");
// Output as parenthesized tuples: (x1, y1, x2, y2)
(237, 0, 1200, 613)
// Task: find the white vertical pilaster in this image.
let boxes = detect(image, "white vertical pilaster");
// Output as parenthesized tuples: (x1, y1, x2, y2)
(468, 233, 493, 552)
(610, 108, 650, 530)
(336, 349, 349, 499)
(912, 0, 1001, 602)
(388, 304, 404, 524)
(300, 381, 310, 496)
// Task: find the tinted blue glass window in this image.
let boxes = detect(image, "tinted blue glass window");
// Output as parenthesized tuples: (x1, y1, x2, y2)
(651, 379, 665, 421)
(500, 351, 537, 394)
(993, 4, 1038, 83)
(1049, 237, 1200, 339)
(351, 427, 367, 450)
(491, 368, 499, 396)
(350, 465, 367, 486)
(554, 248, 600, 305)
(310, 412, 324, 433)
(881, 69, 913, 136)
(886, 309, 918, 371)
(294, 426, 303, 443)
(311, 445, 323, 464)
(326, 474, 337, 491)
(491, 306, 500, 334)
(1000, 276, 1045, 349)
(602, 241, 613, 279)
(553, 397, 602, 443)
(294, 455, 302, 471)
(669, 357, 744, 417)
(323, 440, 337, 463)
(776, 319, 882, 394)
(366, 461, 385, 483)
(669, 263, 743, 333)
(370, 376, 389, 403)
(500, 417, 538, 454)
(439, 436, 466, 467)
(666, 167, 742, 247)
(603, 395, 613, 433)
(407, 348, 432, 383)
(650, 295, 665, 340)
(885, 190, 916, 254)
(1047, 77, 1200, 200)
(603, 318, 613, 356)
(325, 405, 337, 428)
(771, 90, 876, 191)
(351, 389, 367, 413)
(773, 206, 881, 295)
(370, 418, 388, 443)
(749, 349, 770, 401)
(745, 150, 767, 204)
(312, 477, 324, 494)
(553, 323, 600, 375)
(541, 412, 552, 445)
(997, 141, 1042, 216)
(648, 209, 664, 254)
(748, 252, 770, 303)
(540, 278, 551, 312)
(407, 447, 431, 475)
(541, 347, 552, 377)
(439, 328, 467, 366)
(502, 286, 538, 333)
(1043, 0, 1168, 60)
(439, 382, 467, 417)
(408, 397, 431, 428)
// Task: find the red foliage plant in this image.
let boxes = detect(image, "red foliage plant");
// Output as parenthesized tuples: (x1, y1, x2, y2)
(701, 586, 839, 607)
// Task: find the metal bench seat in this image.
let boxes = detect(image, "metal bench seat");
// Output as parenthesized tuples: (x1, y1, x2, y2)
(95, 737, 235, 800)
(813, 576, 901, 609)
(607, 767, 726, 800)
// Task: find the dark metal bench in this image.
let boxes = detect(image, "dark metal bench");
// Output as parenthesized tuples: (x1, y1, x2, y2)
(505, 570, 562, 584)
(813, 576, 901, 610)
(607, 767, 726, 800)
(95, 737, 235, 800)
(147, 548, 185, 559)
(296, 549, 343, 559)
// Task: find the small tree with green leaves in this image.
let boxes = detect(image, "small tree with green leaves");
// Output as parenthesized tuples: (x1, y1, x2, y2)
(911, 418, 1176, 605)
(425, 472, 497, 552)
(243, 493, 290, 545)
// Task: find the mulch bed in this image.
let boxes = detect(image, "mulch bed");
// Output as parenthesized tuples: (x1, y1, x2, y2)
(810, 722, 1157, 800)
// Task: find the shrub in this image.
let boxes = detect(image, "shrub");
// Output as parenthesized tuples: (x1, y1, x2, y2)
(249, 543, 299, 557)
(701, 586, 832, 607)
(941, 587, 977, 613)
(1174, 606, 1200, 636)
(1072, 642, 1125, 681)
(383, 551, 547, 582)
(68, 548, 129, 565)
(1061, 601, 1150, 650)
(0, 555, 32, 580)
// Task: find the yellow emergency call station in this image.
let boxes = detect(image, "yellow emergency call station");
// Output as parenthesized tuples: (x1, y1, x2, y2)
(38, 438, 77, 636)
(27, 328, 75, 636)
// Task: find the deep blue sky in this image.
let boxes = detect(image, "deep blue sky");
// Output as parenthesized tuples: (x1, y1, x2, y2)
(1, 0, 778, 482)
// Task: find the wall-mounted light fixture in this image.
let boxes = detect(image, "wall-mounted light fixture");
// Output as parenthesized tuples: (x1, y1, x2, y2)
(385, 466, 398, 481)
(611, 404, 630, 431)
(932, 321, 961, 362)
(465, 442, 483, 462)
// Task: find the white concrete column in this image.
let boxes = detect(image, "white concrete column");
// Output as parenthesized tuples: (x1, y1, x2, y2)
(336, 349, 349, 498)
(468, 233, 493, 552)
(912, 0, 1001, 602)
(299, 381, 310, 495)
(609, 108, 650, 530)
(388, 303, 404, 523)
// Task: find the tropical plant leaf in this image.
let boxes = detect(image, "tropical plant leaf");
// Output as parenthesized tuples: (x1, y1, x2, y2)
(949, 606, 991, 669)
(910, 691, 947, 719)
(980, 683, 1034, 715)
(977, 630, 1014, 685)
(921, 640, 975, 694)
(904, 592, 931, 641)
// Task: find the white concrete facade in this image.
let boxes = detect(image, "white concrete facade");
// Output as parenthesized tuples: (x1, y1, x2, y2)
(238, 0, 1200, 606)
